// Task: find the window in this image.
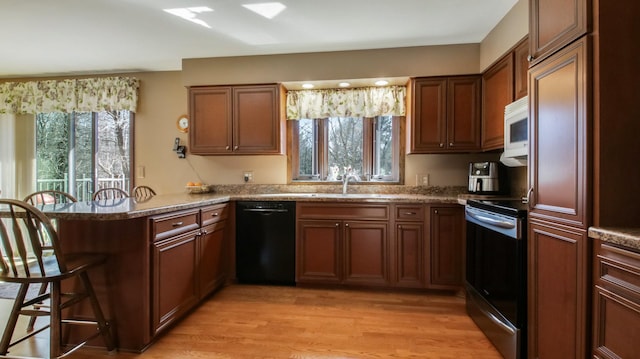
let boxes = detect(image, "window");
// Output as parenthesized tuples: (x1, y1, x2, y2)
(292, 116, 399, 182)
(35, 111, 133, 201)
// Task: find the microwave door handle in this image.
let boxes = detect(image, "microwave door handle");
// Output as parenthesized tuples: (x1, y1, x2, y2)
(466, 209, 515, 229)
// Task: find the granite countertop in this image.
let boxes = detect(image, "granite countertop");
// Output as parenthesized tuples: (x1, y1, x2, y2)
(36, 192, 463, 220)
(589, 227, 640, 252)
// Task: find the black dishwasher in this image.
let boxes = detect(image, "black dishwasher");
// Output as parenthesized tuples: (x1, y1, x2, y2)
(235, 201, 296, 285)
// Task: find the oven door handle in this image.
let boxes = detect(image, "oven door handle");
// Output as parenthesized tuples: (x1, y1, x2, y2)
(465, 208, 515, 229)
(487, 311, 517, 335)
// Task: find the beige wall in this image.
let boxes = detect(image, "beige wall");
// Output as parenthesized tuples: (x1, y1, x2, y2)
(479, 0, 528, 71)
(6, 7, 528, 196)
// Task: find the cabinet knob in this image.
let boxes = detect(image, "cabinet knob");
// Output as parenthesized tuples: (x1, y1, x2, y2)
(234, 146, 239, 150)
(439, 143, 444, 148)
(225, 146, 230, 150)
(434, 210, 438, 214)
(527, 55, 534, 62)
(449, 142, 454, 147)
(335, 223, 339, 227)
(345, 223, 349, 227)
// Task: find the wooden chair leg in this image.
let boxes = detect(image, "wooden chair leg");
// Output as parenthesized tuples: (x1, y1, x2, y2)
(50, 280, 62, 358)
(0, 284, 29, 355)
(79, 272, 115, 351)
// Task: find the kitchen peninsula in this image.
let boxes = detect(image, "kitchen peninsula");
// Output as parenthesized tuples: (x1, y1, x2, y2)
(39, 192, 463, 352)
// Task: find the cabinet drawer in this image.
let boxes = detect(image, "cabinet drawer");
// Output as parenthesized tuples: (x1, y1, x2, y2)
(201, 203, 229, 227)
(297, 203, 389, 220)
(597, 243, 640, 296)
(395, 205, 424, 221)
(151, 209, 200, 242)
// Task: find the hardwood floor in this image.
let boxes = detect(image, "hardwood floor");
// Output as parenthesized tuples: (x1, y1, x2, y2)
(1, 285, 501, 358)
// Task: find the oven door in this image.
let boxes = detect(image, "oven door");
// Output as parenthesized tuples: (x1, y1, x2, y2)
(465, 205, 526, 359)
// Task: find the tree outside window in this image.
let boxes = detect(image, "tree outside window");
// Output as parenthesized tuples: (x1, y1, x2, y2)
(35, 111, 132, 201)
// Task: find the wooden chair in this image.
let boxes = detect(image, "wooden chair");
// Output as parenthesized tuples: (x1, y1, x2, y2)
(0, 199, 115, 357)
(92, 187, 129, 200)
(24, 190, 77, 205)
(132, 185, 156, 199)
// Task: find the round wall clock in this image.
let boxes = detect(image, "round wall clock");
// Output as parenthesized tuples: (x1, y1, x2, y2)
(176, 115, 189, 133)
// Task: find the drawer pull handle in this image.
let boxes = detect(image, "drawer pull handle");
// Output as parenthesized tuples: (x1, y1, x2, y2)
(211, 212, 218, 217)
(404, 212, 416, 215)
(172, 221, 184, 227)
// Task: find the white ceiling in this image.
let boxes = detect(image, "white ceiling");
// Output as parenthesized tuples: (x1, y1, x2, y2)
(0, 0, 518, 78)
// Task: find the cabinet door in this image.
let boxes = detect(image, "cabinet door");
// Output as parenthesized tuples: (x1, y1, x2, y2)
(395, 222, 424, 288)
(152, 231, 199, 334)
(233, 85, 282, 154)
(447, 76, 481, 151)
(514, 37, 529, 100)
(529, 0, 589, 65)
(426, 206, 463, 289)
(528, 220, 589, 359)
(189, 87, 233, 154)
(482, 55, 514, 150)
(199, 221, 227, 299)
(410, 78, 447, 153)
(343, 221, 389, 286)
(529, 37, 589, 229)
(297, 220, 341, 284)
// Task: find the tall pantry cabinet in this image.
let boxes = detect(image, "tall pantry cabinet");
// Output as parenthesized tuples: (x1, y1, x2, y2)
(527, 0, 640, 358)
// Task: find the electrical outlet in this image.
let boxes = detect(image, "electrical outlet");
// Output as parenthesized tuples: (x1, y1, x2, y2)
(243, 171, 254, 183)
(416, 173, 429, 186)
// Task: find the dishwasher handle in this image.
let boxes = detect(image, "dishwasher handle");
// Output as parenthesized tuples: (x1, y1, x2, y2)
(242, 208, 289, 213)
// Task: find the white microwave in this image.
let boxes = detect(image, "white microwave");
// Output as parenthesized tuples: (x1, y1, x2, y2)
(502, 96, 528, 165)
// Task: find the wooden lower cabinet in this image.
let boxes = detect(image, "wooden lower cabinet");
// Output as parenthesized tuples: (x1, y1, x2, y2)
(152, 230, 199, 334)
(296, 218, 390, 286)
(151, 203, 230, 335)
(426, 205, 463, 289)
(395, 222, 424, 288)
(528, 220, 590, 359)
(297, 220, 342, 283)
(593, 240, 640, 359)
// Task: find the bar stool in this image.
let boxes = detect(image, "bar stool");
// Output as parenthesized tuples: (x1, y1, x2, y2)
(23, 190, 77, 206)
(131, 186, 156, 200)
(0, 199, 115, 358)
(92, 188, 128, 200)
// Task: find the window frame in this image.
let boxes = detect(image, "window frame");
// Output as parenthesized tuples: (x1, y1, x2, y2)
(288, 116, 403, 184)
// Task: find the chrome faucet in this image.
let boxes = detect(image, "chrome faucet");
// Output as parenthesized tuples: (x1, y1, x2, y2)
(342, 173, 360, 194)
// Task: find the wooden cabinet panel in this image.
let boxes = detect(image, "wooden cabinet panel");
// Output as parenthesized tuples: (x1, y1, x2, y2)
(426, 206, 463, 289)
(395, 222, 424, 288)
(151, 209, 200, 242)
(514, 37, 529, 100)
(529, 0, 589, 65)
(199, 221, 227, 299)
(343, 221, 389, 286)
(482, 54, 514, 150)
(593, 240, 640, 359)
(528, 220, 589, 359)
(189, 87, 233, 154)
(409, 76, 481, 153)
(297, 220, 341, 284)
(152, 231, 199, 334)
(529, 37, 589, 229)
(411, 78, 447, 153)
(189, 84, 283, 155)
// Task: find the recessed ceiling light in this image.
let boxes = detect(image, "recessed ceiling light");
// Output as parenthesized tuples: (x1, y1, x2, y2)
(374, 80, 389, 86)
(302, 83, 314, 89)
(164, 7, 213, 28)
(243, 2, 286, 19)
(338, 82, 351, 88)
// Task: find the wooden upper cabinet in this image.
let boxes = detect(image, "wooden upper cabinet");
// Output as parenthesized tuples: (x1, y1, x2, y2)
(514, 37, 530, 100)
(481, 54, 514, 151)
(529, 0, 590, 66)
(529, 37, 590, 229)
(409, 76, 481, 153)
(189, 84, 284, 155)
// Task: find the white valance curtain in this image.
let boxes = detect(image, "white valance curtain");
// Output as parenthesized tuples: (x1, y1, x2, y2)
(0, 76, 139, 114)
(286, 85, 406, 119)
